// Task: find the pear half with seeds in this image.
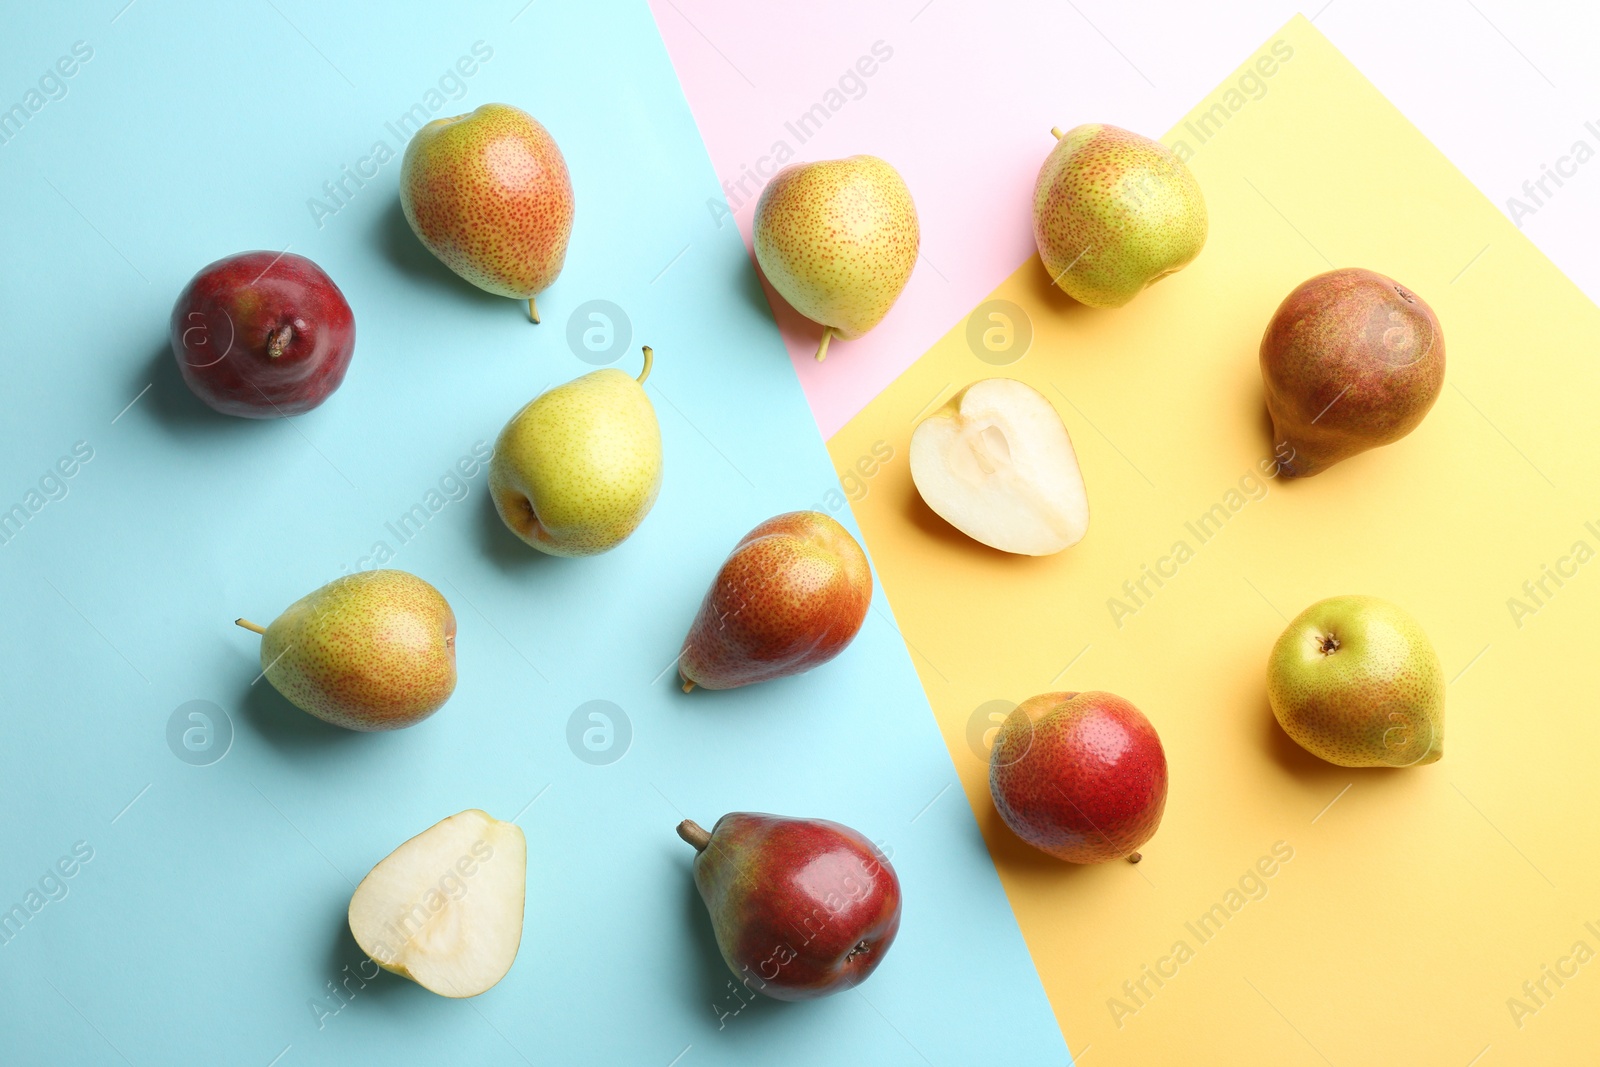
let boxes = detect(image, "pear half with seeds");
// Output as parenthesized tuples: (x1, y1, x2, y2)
(910, 378, 1089, 556)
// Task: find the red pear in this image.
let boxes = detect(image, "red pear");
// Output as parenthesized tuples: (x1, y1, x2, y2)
(677, 813, 900, 1000)
(989, 691, 1167, 863)
(678, 511, 871, 691)
(170, 251, 356, 418)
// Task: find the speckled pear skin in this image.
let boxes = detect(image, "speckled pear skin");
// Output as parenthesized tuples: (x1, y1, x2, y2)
(687, 813, 901, 1000)
(261, 570, 457, 731)
(400, 103, 574, 300)
(1267, 595, 1444, 768)
(489, 365, 661, 557)
(1033, 124, 1207, 308)
(989, 692, 1168, 863)
(679, 512, 872, 690)
(1261, 269, 1445, 478)
(753, 156, 919, 339)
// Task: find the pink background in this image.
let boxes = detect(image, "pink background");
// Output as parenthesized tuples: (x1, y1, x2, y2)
(649, 0, 1600, 437)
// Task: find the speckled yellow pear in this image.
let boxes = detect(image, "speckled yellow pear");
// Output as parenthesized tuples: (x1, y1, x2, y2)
(490, 346, 662, 556)
(348, 809, 526, 998)
(234, 570, 457, 731)
(1267, 595, 1444, 767)
(1033, 124, 1207, 308)
(400, 102, 574, 324)
(753, 155, 919, 360)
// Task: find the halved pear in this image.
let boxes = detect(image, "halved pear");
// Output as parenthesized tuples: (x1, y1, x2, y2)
(909, 378, 1089, 555)
(348, 809, 527, 998)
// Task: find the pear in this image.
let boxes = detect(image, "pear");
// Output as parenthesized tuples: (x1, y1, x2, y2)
(753, 155, 919, 360)
(400, 103, 574, 323)
(677, 813, 901, 1000)
(489, 346, 662, 556)
(1267, 595, 1444, 767)
(909, 378, 1089, 555)
(989, 692, 1167, 863)
(235, 570, 456, 731)
(678, 511, 871, 691)
(1260, 269, 1445, 477)
(349, 809, 527, 998)
(1033, 124, 1207, 308)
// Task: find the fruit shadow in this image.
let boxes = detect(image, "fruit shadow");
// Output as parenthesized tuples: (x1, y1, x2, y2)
(240, 679, 371, 756)
(1257, 694, 1432, 788)
(320, 907, 411, 1005)
(901, 480, 1061, 567)
(676, 868, 791, 1032)
(473, 489, 549, 575)
(373, 198, 513, 313)
(975, 802, 1111, 881)
(746, 254, 833, 362)
(138, 340, 263, 436)
(1021, 252, 1102, 323)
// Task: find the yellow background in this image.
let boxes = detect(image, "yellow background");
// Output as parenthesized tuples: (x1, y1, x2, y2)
(829, 17, 1600, 1065)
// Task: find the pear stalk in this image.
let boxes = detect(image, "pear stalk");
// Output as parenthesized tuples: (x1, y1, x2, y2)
(816, 326, 834, 362)
(676, 819, 712, 852)
(235, 618, 266, 635)
(637, 346, 653, 385)
(681, 678, 696, 694)
(1051, 127, 1064, 140)
(528, 296, 540, 324)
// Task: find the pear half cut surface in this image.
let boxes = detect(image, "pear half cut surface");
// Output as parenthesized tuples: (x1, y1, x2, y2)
(909, 378, 1089, 555)
(348, 809, 527, 998)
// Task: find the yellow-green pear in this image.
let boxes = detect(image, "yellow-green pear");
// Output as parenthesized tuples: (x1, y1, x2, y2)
(400, 103, 574, 324)
(490, 346, 662, 556)
(753, 155, 918, 360)
(1267, 595, 1444, 767)
(235, 570, 457, 731)
(1033, 124, 1207, 308)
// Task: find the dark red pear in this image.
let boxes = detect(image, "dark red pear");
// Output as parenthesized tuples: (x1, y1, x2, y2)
(677, 812, 900, 1000)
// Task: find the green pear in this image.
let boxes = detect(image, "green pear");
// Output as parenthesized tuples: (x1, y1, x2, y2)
(753, 155, 919, 360)
(1267, 595, 1444, 767)
(236, 570, 457, 731)
(400, 103, 574, 323)
(1033, 124, 1207, 308)
(489, 346, 662, 556)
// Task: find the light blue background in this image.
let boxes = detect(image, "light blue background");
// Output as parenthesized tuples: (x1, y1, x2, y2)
(0, 1, 1068, 1063)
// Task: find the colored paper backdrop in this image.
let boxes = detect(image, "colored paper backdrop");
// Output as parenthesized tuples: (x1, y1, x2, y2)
(827, 17, 1600, 1065)
(0, 1, 1067, 1064)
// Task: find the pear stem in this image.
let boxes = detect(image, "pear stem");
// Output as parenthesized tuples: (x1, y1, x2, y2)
(265, 325, 293, 360)
(1051, 126, 1064, 140)
(1127, 852, 1142, 864)
(681, 678, 696, 693)
(815, 326, 834, 362)
(637, 346, 653, 385)
(677, 819, 712, 852)
(235, 618, 266, 635)
(528, 296, 540, 325)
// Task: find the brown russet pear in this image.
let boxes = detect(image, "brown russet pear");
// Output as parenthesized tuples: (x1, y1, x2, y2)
(679, 512, 871, 691)
(235, 570, 456, 731)
(400, 103, 574, 324)
(1260, 268, 1445, 477)
(753, 156, 919, 361)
